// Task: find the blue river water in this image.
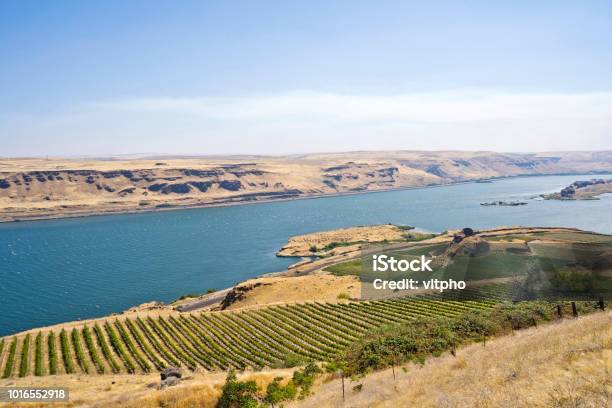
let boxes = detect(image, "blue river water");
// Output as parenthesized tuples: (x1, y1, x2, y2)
(1, 174, 611, 336)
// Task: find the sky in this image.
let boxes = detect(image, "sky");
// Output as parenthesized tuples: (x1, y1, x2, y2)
(1, 0, 611, 157)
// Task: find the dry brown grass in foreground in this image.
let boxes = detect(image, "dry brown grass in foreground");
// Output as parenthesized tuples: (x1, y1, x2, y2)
(109, 371, 289, 408)
(291, 311, 611, 408)
(0, 370, 293, 408)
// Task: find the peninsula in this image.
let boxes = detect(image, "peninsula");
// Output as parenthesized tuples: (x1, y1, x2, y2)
(0, 224, 609, 407)
(542, 178, 612, 200)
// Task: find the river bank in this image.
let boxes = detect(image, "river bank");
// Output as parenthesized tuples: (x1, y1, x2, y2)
(2, 173, 612, 337)
(2, 150, 612, 223)
(3, 171, 612, 224)
(4, 224, 605, 340)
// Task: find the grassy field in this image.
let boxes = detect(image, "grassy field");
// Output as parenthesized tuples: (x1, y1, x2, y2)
(326, 231, 612, 286)
(325, 243, 447, 276)
(324, 259, 362, 276)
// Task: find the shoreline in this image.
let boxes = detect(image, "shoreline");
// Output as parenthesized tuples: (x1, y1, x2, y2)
(2, 225, 606, 339)
(2, 171, 610, 225)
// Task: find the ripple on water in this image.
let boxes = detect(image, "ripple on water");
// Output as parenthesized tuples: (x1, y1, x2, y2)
(0, 174, 611, 336)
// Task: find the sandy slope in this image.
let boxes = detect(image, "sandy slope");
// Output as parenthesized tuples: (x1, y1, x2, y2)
(1, 150, 611, 221)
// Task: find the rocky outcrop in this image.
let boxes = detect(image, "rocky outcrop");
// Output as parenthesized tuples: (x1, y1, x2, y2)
(220, 282, 272, 309)
(161, 367, 182, 380)
(480, 201, 528, 206)
(218, 180, 243, 191)
(189, 181, 212, 192)
(542, 179, 612, 200)
(160, 367, 182, 389)
(452, 236, 490, 257)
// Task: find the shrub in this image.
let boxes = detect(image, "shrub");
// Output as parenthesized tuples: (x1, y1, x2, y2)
(216, 370, 259, 408)
(451, 310, 502, 339)
(343, 302, 555, 375)
(490, 301, 551, 331)
(292, 362, 321, 398)
(462, 227, 475, 236)
(337, 292, 350, 300)
(283, 353, 306, 368)
(344, 317, 457, 374)
(322, 241, 359, 252)
(264, 376, 297, 406)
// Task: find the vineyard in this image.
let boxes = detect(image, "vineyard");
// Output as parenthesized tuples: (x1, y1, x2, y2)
(0, 286, 506, 377)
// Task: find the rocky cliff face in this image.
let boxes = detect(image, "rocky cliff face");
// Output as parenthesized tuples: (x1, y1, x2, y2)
(0, 151, 610, 221)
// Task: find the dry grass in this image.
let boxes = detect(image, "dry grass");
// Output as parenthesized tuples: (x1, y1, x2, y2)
(291, 311, 612, 408)
(110, 371, 288, 408)
(276, 225, 408, 257)
(0, 369, 294, 408)
(3, 151, 610, 222)
(223, 274, 361, 310)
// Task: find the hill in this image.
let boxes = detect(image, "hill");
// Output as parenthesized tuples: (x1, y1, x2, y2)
(1, 150, 611, 221)
(291, 309, 611, 408)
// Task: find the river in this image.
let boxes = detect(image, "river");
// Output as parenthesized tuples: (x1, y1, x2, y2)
(1, 174, 611, 336)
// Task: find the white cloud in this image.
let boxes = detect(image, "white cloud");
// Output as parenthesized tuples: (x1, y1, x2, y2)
(99, 89, 612, 123)
(2, 89, 612, 156)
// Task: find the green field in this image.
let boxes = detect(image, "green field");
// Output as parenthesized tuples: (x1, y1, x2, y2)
(0, 287, 506, 377)
(326, 233, 612, 285)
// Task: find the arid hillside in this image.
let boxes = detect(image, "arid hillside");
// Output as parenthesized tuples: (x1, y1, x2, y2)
(1, 310, 607, 408)
(292, 310, 612, 408)
(1, 150, 611, 221)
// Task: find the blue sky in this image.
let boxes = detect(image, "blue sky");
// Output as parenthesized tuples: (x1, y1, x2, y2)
(1, 1, 611, 156)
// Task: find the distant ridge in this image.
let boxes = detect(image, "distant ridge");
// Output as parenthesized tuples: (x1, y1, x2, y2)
(1, 150, 611, 222)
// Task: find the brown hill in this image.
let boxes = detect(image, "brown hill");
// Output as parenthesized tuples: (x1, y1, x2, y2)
(1, 150, 611, 221)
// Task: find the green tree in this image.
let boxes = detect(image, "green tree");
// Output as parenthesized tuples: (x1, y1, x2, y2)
(264, 376, 297, 406)
(216, 370, 259, 408)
